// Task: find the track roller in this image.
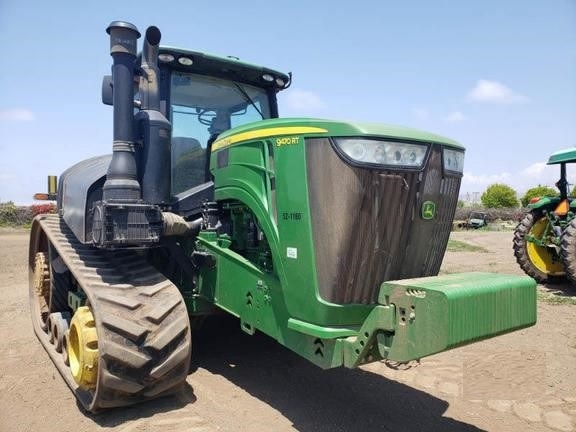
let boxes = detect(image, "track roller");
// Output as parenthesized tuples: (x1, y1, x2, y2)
(47, 312, 71, 353)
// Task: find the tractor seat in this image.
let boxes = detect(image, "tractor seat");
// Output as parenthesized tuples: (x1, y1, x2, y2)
(171, 137, 207, 194)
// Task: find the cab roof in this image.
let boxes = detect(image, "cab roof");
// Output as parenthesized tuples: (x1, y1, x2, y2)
(156, 46, 290, 92)
(548, 147, 576, 165)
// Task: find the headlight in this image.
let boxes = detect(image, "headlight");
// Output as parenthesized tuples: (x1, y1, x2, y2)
(333, 138, 428, 168)
(443, 148, 465, 173)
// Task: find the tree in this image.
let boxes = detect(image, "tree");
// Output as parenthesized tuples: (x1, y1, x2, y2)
(520, 185, 558, 207)
(481, 183, 519, 208)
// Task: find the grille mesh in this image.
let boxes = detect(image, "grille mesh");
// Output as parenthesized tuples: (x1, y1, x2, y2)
(306, 138, 461, 304)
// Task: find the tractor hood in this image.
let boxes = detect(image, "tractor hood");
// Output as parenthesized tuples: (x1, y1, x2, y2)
(212, 118, 464, 152)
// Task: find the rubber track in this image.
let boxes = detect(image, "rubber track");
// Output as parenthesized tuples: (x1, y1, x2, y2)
(30, 214, 191, 412)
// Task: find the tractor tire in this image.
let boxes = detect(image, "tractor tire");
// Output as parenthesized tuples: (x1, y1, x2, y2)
(513, 211, 566, 284)
(560, 218, 576, 285)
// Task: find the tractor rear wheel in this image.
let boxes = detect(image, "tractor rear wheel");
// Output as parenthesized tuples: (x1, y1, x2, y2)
(560, 218, 576, 285)
(513, 211, 566, 283)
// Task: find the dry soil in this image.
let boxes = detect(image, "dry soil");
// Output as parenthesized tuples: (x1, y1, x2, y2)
(1, 229, 575, 432)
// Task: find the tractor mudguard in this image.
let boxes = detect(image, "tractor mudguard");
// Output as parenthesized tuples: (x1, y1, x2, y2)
(528, 196, 560, 210)
(342, 272, 536, 367)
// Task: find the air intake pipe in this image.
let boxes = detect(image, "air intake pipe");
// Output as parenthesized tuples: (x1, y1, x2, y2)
(102, 21, 141, 201)
(137, 26, 172, 205)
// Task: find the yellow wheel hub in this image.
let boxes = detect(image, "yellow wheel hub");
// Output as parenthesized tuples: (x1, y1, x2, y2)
(527, 217, 565, 276)
(68, 306, 99, 390)
(33, 252, 50, 296)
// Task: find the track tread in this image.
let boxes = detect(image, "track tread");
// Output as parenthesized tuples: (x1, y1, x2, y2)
(96, 292, 142, 309)
(145, 296, 181, 323)
(150, 341, 190, 378)
(145, 314, 189, 351)
(101, 314, 150, 340)
(138, 283, 170, 297)
(102, 340, 152, 368)
(29, 214, 192, 412)
(100, 368, 146, 393)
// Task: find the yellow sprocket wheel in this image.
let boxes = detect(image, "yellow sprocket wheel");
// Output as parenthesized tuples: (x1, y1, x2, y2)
(68, 306, 99, 390)
(33, 252, 50, 297)
(33, 252, 51, 331)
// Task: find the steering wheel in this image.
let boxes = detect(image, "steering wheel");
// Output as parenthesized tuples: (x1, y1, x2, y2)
(197, 109, 216, 126)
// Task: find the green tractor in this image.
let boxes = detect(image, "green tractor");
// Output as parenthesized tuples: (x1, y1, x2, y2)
(514, 148, 576, 284)
(30, 21, 537, 413)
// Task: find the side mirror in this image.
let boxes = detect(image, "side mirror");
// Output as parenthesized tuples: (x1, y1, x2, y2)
(101, 75, 113, 105)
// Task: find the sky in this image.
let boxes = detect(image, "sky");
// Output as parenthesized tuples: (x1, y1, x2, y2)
(0, 0, 575, 204)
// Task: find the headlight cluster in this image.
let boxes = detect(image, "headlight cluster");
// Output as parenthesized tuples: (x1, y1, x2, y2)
(443, 148, 465, 173)
(333, 138, 428, 168)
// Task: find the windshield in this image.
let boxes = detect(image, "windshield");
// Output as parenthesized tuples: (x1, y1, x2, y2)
(170, 71, 272, 195)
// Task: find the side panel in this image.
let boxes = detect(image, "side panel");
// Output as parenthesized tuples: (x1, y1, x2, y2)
(210, 134, 375, 327)
(58, 155, 111, 243)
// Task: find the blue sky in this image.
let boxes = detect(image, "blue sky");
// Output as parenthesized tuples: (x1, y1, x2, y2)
(1, 0, 575, 204)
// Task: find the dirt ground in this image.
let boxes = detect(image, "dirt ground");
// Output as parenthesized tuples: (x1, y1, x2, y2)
(1, 229, 575, 432)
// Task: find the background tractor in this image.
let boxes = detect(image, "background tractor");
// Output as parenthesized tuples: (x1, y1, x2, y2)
(514, 148, 576, 285)
(29, 21, 537, 413)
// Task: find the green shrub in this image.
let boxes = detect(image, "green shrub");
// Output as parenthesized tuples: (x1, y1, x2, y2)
(481, 184, 519, 208)
(520, 185, 558, 207)
(0, 202, 56, 226)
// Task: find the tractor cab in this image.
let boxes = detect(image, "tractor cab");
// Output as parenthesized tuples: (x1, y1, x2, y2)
(160, 50, 289, 197)
(105, 45, 290, 215)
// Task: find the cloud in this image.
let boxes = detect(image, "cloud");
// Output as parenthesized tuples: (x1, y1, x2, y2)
(283, 89, 325, 113)
(467, 80, 529, 104)
(462, 171, 512, 188)
(518, 162, 560, 189)
(444, 111, 465, 123)
(460, 163, 564, 197)
(520, 162, 550, 177)
(0, 108, 35, 122)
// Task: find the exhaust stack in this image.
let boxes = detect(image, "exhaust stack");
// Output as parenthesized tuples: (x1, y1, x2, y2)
(102, 21, 141, 201)
(137, 26, 172, 205)
(91, 21, 163, 248)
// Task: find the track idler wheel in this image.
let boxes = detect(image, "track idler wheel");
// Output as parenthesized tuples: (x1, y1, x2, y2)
(68, 306, 99, 390)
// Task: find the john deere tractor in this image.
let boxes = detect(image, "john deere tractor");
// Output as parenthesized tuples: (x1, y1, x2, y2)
(30, 21, 537, 413)
(514, 148, 576, 285)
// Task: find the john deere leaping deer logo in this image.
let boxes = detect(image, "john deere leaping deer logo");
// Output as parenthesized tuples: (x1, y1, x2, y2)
(422, 201, 436, 220)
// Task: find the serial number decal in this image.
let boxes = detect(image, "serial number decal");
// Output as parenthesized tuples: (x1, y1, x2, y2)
(282, 212, 302, 221)
(287, 247, 298, 259)
(276, 136, 300, 147)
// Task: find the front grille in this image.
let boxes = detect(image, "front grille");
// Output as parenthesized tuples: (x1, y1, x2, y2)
(306, 138, 461, 304)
